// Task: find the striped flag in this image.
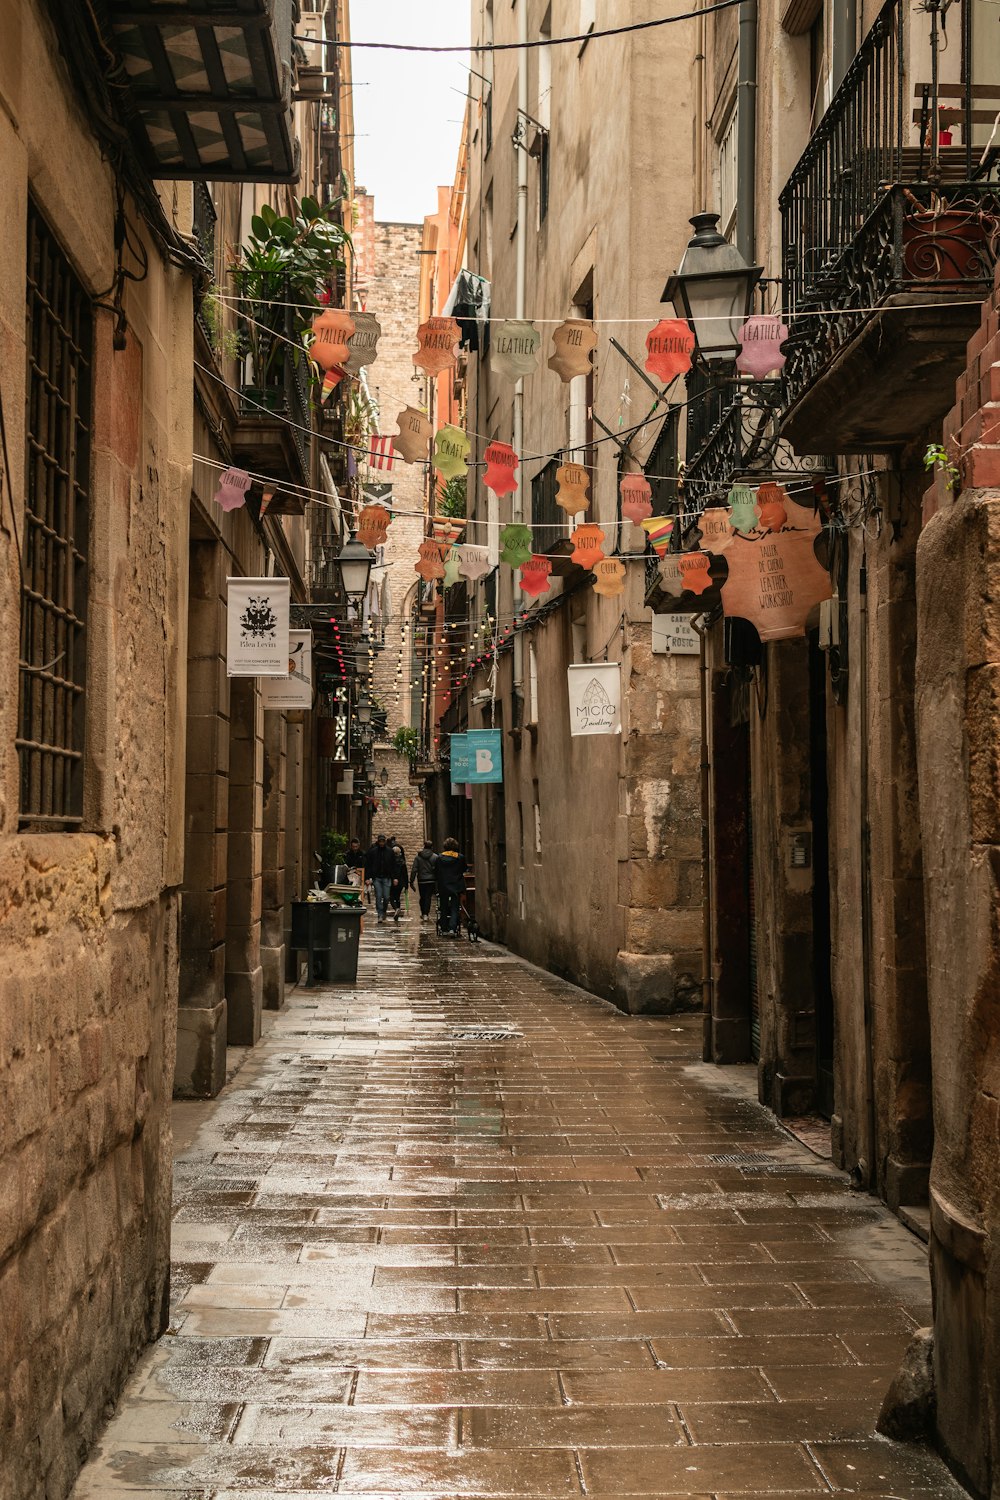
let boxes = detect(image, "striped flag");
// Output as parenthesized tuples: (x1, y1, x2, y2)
(640, 516, 675, 556)
(369, 434, 396, 470)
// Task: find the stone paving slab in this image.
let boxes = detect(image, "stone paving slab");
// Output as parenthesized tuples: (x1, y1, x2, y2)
(72, 929, 966, 1498)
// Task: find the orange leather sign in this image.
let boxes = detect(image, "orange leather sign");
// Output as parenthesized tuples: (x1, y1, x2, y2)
(311, 308, 355, 370)
(755, 481, 789, 533)
(413, 316, 461, 375)
(570, 523, 606, 569)
(556, 463, 591, 516)
(520, 554, 553, 597)
(645, 319, 695, 383)
(696, 506, 734, 552)
(548, 320, 598, 382)
(483, 441, 519, 496)
(721, 512, 832, 640)
(356, 503, 391, 549)
(414, 539, 446, 581)
(620, 472, 653, 524)
(591, 557, 626, 597)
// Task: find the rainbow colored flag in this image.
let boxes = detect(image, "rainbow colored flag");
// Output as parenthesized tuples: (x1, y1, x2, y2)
(640, 516, 674, 556)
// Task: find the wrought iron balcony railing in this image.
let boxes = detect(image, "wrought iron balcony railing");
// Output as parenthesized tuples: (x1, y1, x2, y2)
(232, 273, 312, 481)
(779, 0, 1000, 425)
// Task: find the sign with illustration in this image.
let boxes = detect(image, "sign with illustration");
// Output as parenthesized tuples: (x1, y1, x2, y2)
(465, 729, 503, 783)
(226, 577, 290, 677)
(567, 662, 622, 736)
(261, 630, 313, 709)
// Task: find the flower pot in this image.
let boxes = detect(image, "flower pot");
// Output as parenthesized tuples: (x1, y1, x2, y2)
(902, 202, 997, 283)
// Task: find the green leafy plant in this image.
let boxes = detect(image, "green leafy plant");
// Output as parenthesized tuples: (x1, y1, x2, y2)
(321, 829, 349, 867)
(391, 726, 420, 762)
(230, 197, 351, 388)
(437, 474, 468, 519)
(199, 287, 241, 363)
(924, 442, 961, 494)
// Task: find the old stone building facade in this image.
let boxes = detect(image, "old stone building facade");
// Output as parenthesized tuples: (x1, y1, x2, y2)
(0, 1, 356, 1493)
(452, 0, 704, 1009)
(364, 213, 431, 858)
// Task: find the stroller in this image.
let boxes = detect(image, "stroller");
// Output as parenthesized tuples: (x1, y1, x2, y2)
(436, 886, 480, 942)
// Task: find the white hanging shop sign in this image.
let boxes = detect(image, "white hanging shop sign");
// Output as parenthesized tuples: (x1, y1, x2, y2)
(567, 662, 622, 736)
(226, 577, 290, 677)
(261, 630, 313, 709)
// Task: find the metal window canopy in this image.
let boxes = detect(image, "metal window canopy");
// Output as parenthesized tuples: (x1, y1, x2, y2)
(101, 0, 299, 181)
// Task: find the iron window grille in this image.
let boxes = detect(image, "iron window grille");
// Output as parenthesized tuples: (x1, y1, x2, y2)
(17, 202, 93, 829)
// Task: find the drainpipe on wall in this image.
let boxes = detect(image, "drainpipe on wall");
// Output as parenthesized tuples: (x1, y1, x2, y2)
(736, 0, 757, 264)
(831, 0, 858, 93)
(512, 0, 528, 711)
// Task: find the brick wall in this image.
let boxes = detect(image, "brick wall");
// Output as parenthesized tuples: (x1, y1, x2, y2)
(366, 220, 428, 857)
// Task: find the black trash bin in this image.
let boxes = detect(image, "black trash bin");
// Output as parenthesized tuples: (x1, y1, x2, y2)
(290, 901, 363, 987)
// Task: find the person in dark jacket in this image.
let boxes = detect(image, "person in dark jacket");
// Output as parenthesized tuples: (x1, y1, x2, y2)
(344, 838, 364, 870)
(387, 843, 407, 922)
(435, 838, 468, 936)
(409, 841, 438, 922)
(364, 834, 396, 923)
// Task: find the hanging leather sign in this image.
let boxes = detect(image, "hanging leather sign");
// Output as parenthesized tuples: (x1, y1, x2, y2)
(696, 506, 734, 552)
(591, 556, 627, 597)
(727, 483, 760, 535)
(755, 481, 789, 532)
(721, 516, 832, 640)
(677, 551, 713, 595)
(433, 424, 470, 479)
(519, 554, 553, 598)
(356, 503, 391, 549)
(392, 405, 432, 464)
(483, 441, 519, 495)
(620, 472, 653, 524)
(736, 314, 788, 378)
(311, 308, 355, 370)
(443, 545, 463, 587)
(555, 462, 591, 516)
(344, 310, 381, 376)
(414, 539, 446, 581)
(490, 319, 541, 380)
(458, 543, 491, 581)
(645, 319, 695, 383)
(500, 523, 533, 566)
(548, 320, 598, 382)
(214, 467, 252, 512)
(570, 523, 606, 569)
(413, 316, 461, 375)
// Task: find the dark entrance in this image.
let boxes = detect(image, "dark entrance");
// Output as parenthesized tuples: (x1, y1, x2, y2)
(808, 630, 835, 1117)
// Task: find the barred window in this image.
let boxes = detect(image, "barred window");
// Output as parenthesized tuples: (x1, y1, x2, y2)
(17, 202, 93, 828)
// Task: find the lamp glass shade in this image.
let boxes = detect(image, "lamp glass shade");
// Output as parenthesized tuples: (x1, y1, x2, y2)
(664, 213, 762, 361)
(364, 759, 376, 779)
(355, 694, 373, 726)
(336, 534, 375, 601)
(380, 767, 389, 786)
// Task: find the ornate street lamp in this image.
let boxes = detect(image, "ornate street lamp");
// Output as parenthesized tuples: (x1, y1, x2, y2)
(364, 758, 377, 781)
(663, 213, 762, 361)
(334, 532, 374, 601)
(379, 767, 389, 787)
(355, 691, 373, 727)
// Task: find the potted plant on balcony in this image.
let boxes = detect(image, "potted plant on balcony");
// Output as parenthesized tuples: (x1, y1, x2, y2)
(230, 196, 350, 409)
(391, 725, 421, 777)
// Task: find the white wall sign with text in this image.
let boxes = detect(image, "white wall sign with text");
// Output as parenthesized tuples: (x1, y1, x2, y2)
(567, 662, 622, 736)
(261, 630, 313, 709)
(652, 613, 700, 655)
(226, 577, 290, 677)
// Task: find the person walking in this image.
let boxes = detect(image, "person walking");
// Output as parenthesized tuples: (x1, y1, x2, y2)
(344, 837, 365, 889)
(387, 842, 407, 923)
(435, 837, 468, 938)
(409, 841, 438, 923)
(364, 833, 395, 924)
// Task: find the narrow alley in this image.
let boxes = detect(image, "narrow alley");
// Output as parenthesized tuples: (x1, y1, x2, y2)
(73, 931, 960, 1499)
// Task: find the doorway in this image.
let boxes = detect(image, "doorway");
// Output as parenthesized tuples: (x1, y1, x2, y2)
(808, 630, 835, 1117)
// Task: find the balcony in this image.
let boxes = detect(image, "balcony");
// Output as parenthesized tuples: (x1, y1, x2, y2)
(231, 275, 311, 489)
(780, 0, 1000, 452)
(100, 0, 298, 181)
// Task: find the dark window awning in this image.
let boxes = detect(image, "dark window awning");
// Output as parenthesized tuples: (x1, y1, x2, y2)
(102, 0, 299, 181)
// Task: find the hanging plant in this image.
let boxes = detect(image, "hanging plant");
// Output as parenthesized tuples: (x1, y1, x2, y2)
(391, 726, 421, 763)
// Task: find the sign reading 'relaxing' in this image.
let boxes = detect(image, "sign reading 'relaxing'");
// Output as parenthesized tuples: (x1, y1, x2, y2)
(567, 662, 622, 736)
(261, 630, 313, 710)
(227, 577, 290, 677)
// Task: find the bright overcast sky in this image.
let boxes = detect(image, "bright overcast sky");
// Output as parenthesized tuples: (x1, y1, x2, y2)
(352, 1, 472, 225)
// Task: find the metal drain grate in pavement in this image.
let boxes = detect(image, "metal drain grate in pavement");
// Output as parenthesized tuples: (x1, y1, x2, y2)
(446, 1026, 521, 1038)
(704, 1153, 779, 1166)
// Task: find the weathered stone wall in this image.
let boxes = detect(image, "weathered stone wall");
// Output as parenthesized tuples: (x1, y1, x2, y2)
(366, 220, 428, 858)
(461, 0, 703, 1008)
(0, 6, 192, 1493)
(916, 280, 1000, 1499)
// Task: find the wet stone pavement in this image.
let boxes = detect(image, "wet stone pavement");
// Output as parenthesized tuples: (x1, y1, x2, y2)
(73, 925, 964, 1499)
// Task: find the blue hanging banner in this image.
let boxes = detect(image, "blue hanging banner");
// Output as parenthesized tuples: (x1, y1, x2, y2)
(465, 729, 503, 784)
(450, 732, 470, 782)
